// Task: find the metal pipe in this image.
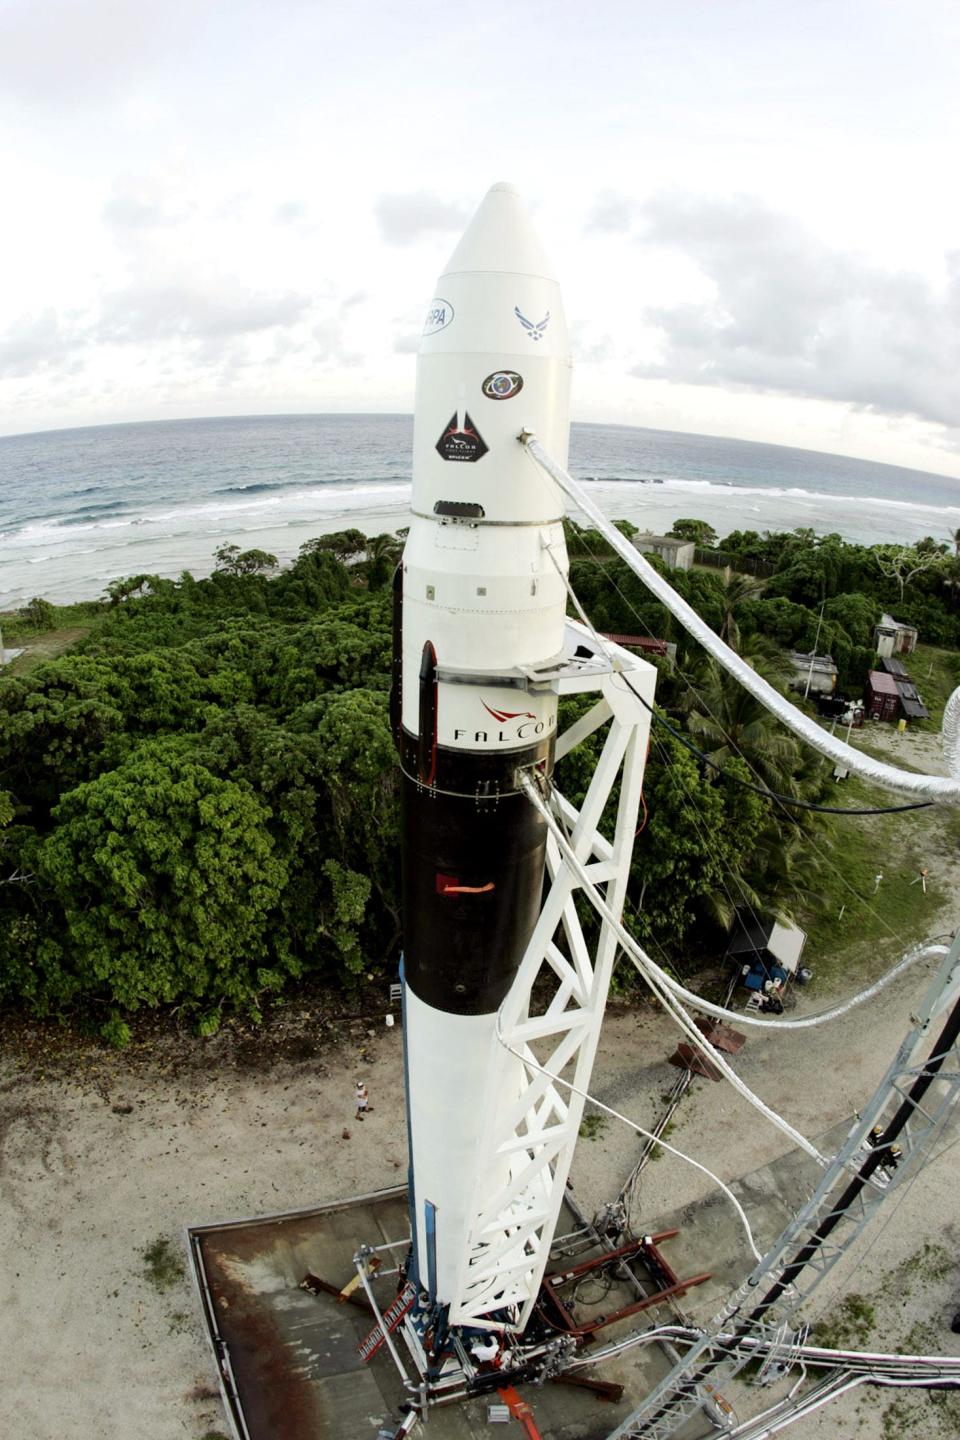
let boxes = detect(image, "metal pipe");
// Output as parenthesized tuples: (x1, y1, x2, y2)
(568, 1323, 960, 1377)
(353, 1254, 414, 1389)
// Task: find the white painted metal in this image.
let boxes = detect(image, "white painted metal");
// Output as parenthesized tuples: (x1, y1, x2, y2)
(404, 992, 524, 1303)
(401, 183, 572, 757)
(448, 645, 656, 1329)
(402, 185, 578, 1318)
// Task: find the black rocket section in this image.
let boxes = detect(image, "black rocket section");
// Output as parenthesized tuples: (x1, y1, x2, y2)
(399, 730, 553, 1016)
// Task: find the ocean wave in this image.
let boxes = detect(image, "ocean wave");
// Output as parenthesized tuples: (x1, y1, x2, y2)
(586, 475, 960, 518)
(59, 501, 132, 524)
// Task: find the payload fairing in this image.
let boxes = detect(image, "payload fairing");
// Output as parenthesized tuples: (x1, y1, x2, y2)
(395, 184, 572, 1310)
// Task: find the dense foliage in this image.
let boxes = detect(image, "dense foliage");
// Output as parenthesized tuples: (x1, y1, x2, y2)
(1, 518, 956, 1038)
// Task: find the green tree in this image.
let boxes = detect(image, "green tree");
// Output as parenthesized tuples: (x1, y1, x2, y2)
(670, 518, 718, 548)
(34, 741, 290, 1025)
(22, 597, 56, 630)
(874, 545, 946, 606)
(299, 529, 368, 565)
(213, 544, 278, 577)
(363, 533, 403, 591)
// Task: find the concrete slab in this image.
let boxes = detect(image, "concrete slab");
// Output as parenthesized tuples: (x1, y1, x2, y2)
(188, 1186, 676, 1439)
(191, 1116, 925, 1439)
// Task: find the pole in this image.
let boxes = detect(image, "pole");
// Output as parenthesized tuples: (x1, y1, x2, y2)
(804, 601, 826, 700)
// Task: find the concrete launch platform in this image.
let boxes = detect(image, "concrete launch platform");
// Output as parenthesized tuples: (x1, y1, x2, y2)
(188, 1185, 683, 1439)
(189, 1119, 904, 1438)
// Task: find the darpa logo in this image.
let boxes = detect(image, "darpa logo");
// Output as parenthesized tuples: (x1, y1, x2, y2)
(453, 699, 556, 744)
(423, 298, 454, 336)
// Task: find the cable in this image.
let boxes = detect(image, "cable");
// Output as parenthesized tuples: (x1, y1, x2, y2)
(545, 535, 775, 945)
(550, 523, 930, 950)
(530, 765, 951, 1035)
(523, 431, 960, 803)
(545, 536, 932, 816)
(523, 774, 831, 1166)
(626, 679, 933, 816)
(494, 1013, 764, 1261)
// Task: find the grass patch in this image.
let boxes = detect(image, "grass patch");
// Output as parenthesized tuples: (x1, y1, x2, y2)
(142, 1235, 186, 1292)
(910, 643, 960, 728)
(794, 778, 950, 986)
(812, 1292, 876, 1348)
(578, 1112, 608, 1142)
(1, 599, 102, 676)
(3, 624, 96, 676)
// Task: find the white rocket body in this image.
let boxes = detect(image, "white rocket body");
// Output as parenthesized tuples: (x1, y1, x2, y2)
(398, 184, 572, 1310)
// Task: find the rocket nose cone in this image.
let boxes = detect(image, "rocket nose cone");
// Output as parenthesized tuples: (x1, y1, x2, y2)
(440, 183, 556, 282)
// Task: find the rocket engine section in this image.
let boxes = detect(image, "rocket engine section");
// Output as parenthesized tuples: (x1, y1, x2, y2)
(396, 184, 572, 1310)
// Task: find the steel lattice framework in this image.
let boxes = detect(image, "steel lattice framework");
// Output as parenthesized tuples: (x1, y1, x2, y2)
(605, 934, 960, 1439)
(449, 642, 655, 1329)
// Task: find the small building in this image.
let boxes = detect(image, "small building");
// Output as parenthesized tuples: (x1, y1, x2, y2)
(865, 670, 901, 722)
(632, 533, 696, 571)
(786, 651, 838, 695)
(874, 612, 918, 658)
(726, 913, 807, 995)
(876, 657, 929, 719)
(865, 668, 928, 723)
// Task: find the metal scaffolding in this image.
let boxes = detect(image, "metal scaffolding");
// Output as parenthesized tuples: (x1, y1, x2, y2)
(605, 932, 960, 1439)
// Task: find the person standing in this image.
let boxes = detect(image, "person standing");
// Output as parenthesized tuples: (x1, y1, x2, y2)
(355, 1080, 372, 1120)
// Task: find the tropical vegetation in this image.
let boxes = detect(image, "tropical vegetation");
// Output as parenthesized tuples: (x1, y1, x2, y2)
(1, 517, 956, 1041)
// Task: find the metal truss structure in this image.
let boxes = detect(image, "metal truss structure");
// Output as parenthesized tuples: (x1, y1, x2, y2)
(605, 932, 960, 1439)
(449, 628, 655, 1329)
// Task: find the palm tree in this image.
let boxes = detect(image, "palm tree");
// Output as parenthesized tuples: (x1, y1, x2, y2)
(686, 658, 809, 795)
(364, 533, 403, 590)
(717, 567, 764, 652)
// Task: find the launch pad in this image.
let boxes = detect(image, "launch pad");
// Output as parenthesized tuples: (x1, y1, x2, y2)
(187, 1185, 707, 1440)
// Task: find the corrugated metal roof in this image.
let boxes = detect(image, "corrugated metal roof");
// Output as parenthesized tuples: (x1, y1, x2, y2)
(600, 634, 669, 654)
(893, 679, 929, 719)
(867, 671, 900, 696)
(881, 657, 911, 679)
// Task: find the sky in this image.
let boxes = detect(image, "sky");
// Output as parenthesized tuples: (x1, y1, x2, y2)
(1, 0, 960, 477)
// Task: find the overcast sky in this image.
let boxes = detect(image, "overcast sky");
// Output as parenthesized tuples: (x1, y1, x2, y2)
(2, 0, 959, 476)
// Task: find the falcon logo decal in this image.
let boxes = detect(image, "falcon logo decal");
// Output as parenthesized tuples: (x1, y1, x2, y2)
(514, 306, 550, 341)
(482, 699, 536, 723)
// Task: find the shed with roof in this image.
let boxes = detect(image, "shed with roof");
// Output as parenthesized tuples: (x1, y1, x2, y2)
(865, 670, 902, 722)
(874, 612, 918, 658)
(631, 533, 696, 571)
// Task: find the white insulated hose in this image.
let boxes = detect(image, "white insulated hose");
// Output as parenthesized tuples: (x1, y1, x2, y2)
(521, 432, 960, 802)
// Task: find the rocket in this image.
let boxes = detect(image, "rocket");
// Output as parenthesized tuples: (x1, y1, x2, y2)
(394, 184, 572, 1318)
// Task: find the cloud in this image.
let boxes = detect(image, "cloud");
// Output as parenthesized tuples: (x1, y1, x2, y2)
(632, 193, 960, 431)
(0, 309, 77, 378)
(97, 283, 311, 345)
(102, 180, 190, 230)
(0, 0, 199, 102)
(274, 200, 307, 225)
(585, 192, 634, 235)
(374, 192, 471, 246)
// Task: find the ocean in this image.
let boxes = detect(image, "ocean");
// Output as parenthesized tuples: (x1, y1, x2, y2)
(1, 414, 959, 609)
